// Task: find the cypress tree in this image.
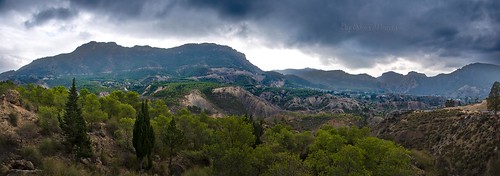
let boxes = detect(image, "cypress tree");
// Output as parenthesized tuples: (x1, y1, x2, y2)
(133, 100, 155, 170)
(487, 81, 500, 116)
(61, 78, 92, 158)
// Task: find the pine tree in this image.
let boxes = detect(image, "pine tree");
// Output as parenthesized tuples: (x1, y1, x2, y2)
(61, 78, 92, 158)
(487, 81, 500, 116)
(162, 118, 184, 175)
(133, 100, 155, 170)
(445, 99, 455, 107)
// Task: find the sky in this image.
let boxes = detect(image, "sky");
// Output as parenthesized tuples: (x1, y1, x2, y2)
(0, 0, 499, 77)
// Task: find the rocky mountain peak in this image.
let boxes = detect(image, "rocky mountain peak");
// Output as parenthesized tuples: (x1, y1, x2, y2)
(73, 41, 121, 53)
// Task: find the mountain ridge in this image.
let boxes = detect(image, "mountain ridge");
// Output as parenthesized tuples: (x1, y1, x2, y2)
(13, 41, 262, 77)
(2, 41, 500, 98)
(276, 62, 500, 97)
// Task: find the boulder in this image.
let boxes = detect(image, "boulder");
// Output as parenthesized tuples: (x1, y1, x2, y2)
(10, 160, 35, 170)
(5, 90, 21, 106)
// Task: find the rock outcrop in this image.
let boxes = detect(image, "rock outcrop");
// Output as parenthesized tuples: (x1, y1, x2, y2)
(210, 86, 281, 118)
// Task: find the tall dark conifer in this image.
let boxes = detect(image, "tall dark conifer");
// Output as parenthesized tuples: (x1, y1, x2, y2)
(133, 100, 155, 170)
(61, 78, 92, 158)
(487, 81, 500, 116)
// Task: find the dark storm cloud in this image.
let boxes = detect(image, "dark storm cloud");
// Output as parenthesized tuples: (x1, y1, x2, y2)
(178, 0, 500, 69)
(182, 0, 270, 20)
(1, 0, 499, 72)
(69, 0, 147, 19)
(24, 7, 77, 28)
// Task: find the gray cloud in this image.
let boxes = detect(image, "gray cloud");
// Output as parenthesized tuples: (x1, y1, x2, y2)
(0, 55, 24, 73)
(1, 0, 499, 73)
(177, 0, 500, 69)
(24, 7, 78, 28)
(69, 0, 147, 19)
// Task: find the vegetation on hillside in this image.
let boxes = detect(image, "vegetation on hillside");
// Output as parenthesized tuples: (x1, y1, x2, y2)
(0, 81, 416, 175)
(487, 81, 500, 116)
(151, 81, 221, 105)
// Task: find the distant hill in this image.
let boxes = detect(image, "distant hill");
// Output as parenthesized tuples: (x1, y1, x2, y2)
(277, 63, 500, 98)
(276, 68, 381, 91)
(3, 41, 263, 85)
(378, 63, 500, 97)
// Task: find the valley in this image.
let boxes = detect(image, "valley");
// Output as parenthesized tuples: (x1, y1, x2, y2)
(0, 42, 499, 176)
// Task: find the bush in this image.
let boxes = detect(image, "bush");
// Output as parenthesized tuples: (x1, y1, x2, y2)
(182, 166, 212, 176)
(16, 122, 39, 139)
(37, 106, 61, 134)
(20, 146, 42, 166)
(120, 152, 138, 170)
(38, 138, 63, 156)
(41, 157, 91, 176)
(0, 134, 18, 151)
(8, 112, 18, 127)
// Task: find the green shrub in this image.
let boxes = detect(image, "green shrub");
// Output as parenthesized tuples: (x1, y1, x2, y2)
(8, 112, 18, 127)
(16, 122, 39, 139)
(38, 138, 63, 156)
(120, 152, 138, 170)
(20, 146, 42, 166)
(0, 134, 18, 151)
(411, 150, 442, 175)
(37, 106, 61, 134)
(182, 166, 212, 176)
(41, 157, 91, 176)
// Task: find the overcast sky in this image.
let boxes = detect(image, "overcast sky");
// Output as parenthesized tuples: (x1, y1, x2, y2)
(1, 0, 499, 77)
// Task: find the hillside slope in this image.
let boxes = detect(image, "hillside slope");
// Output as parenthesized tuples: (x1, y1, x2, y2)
(373, 109, 500, 175)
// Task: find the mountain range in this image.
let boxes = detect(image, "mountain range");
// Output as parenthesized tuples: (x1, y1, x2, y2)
(277, 63, 500, 97)
(1, 41, 500, 98)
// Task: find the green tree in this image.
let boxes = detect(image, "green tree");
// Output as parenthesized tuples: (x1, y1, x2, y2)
(115, 117, 135, 150)
(99, 95, 121, 119)
(38, 106, 61, 134)
(445, 99, 455, 107)
(305, 127, 413, 176)
(118, 103, 136, 119)
(487, 81, 500, 116)
(150, 99, 171, 118)
(60, 78, 92, 158)
(244, 115, 264, 148)
(176, 112, 212, 151)
(132, 100, 155, 170)
(328, 145, 370, 175)
(262, 153, 311, 176)
(162, 119, 184, 175)
(81, 93, 107, 127)
(124, 91, 140, 109)
(151, 114, 172, 155)
(79, 88, 91, 98)
(206, 116, 256, 175)
(356, 137, 413, 176)
(262, 124, 314, 155)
